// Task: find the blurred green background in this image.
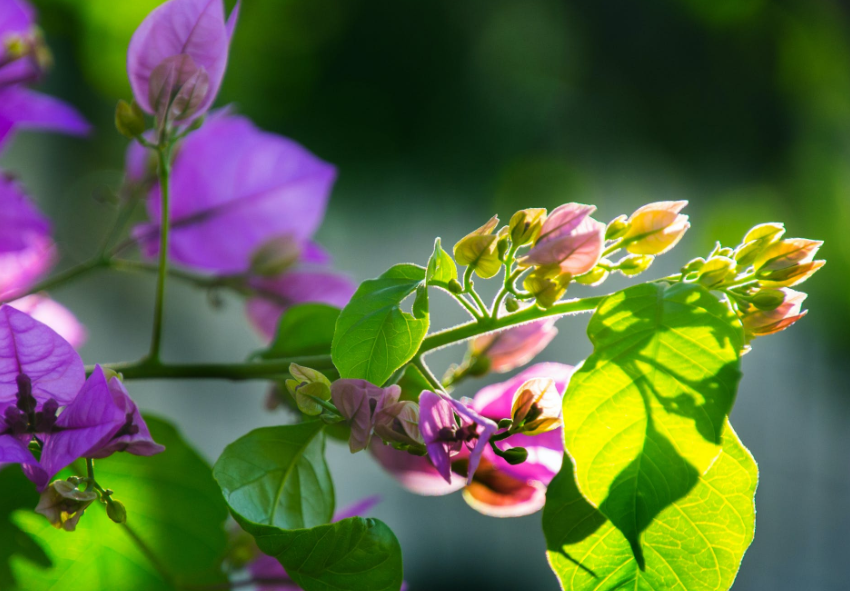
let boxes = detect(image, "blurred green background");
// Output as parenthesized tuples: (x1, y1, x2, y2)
(5, 0, 850, 589)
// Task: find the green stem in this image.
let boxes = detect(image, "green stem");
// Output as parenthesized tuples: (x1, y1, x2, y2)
(419, 294, 605, 355)
(95, 356, 337, 381)
(412, 356, 446, 393)
(449, 291, 483, 320)
(148, 142, 173, 361)
(1, 257, 109, 303)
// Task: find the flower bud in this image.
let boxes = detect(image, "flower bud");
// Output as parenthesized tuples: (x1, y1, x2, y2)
(447, 278, 464, 294)
(617, 254, 654, 277)
(523, 265, 570, 309)
(717, 247, 734, 258)
(504, 296, 520, 312)
(249, 235, 301, 277)
(331, 379, 401, 452)
(682, 257, 706, 274)
(36, 480, 97, 532)
(509, 208, 547, 246)
(734, 223, 786, 268)
(758, 259, 825, 288)
(605, 215, 630, 240)
(518, 203, 605, 276)
(575, 264, 609, 286)
(509, 377, 562, 435)
(498, 446, 528, 465)
(454, 215, 502, 279)
(285, 364, 332, 416)
(106, 499, 128, 524)
(697, 256, 737, 288)
(741, 288, 807, 339)
(623, 201, 690, 255)
(496, 226, 511, 261)
(374, 400, 424, 447)
(749, 289, 786, 311)
(115, 100, 146, 139)
(148, 54, 210, 126)
(754, 238, 823, 273)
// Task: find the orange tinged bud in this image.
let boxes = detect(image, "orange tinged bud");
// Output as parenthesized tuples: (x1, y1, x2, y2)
(623, 201, 690, 255)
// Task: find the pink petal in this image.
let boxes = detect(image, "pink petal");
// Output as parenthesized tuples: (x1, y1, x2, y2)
(0, 305, 84, 405)
(127, 0, 234, 117)
(0, 88, 90, 149)
(0, 235, 55, 300)
(0, 173, 50, 253)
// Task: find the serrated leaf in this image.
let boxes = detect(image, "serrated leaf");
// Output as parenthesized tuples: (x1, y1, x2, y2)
(11, 416, 229, 590)
(332, 264, 429, 386)
(562, 282, 743, 557)
(258, 304, 340, 359)
(214, 421, 333, 533)
(251, 516, 404, 591)
(544, 422, 757, 591)
(426, 237, 457, 287)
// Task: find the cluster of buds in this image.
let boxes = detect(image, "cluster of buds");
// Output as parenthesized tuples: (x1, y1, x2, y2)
(677, 223, 824, 344)
(452, 201, 690, 311)
(35, 477, 127, 532)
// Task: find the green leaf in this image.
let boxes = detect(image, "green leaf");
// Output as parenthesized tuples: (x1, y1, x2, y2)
(251, 516, 404, 591)
(544, 422, 757, 591)
(11, 416, 229, 590)
(213, 421, 333, 533)
(0, 467, 50, 588)
(561, 282, 743, 557)
(259, 303, 341, 359)
(332, 264, 430, 386)
(426, 237, 458, 287)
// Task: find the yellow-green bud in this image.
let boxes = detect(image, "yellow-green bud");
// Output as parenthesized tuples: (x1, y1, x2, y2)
(285, 364, 332, 416)
(453, 215, 502, 279)
(697, 256, 736, 288)
(575, 264, 609, 286)
(504, 295, 520, 312)
(509, 208, 547, 246)
(605, 215, 630, 240)
(617, 254, 654, 276)
(750, 289, 786, 311)
(106, 499, 127, 524)
(524, 265, 570, 309)
(115, 100, 146, 139)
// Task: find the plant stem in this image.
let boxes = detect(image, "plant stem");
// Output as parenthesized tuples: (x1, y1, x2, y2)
(412, 356, 446, 393)
(419, 294, 606, 355)
(148, 142, 174, 361)
(448, 290, 483, 320)
(95, 356, 337, 381)
(1, 257, 110, 303)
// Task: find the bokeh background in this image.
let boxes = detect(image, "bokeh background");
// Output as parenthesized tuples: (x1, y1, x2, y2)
(4, 0, 850, 588)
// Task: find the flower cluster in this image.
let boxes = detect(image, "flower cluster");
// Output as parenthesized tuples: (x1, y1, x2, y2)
(371, 364, 572, 516)
(0, 306, 162, 527)
(454, 200, 689, 311)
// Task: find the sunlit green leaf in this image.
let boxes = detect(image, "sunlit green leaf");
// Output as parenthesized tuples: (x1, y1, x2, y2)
(11, 416, 229, 590)
(332, 264, 429, 386)
(214, 421, 333, 533)
(561, 282, 743, 557)
(250, 516, 404, 591)
(0, 467, 49, 588)
(426, 237, 458, 287)
(544, 422, 757, 591)
(258, 303, 340, 359)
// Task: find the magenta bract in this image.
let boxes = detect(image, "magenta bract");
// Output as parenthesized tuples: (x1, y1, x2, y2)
(128, 0, 239, 120)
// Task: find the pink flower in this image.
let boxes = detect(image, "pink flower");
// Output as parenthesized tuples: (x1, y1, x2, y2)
(741, 288, 808, 338)
(519, 203, 605, 276)
(465, 362, 572, 517)
(135, 113, 336, 274)
(419, 391, 497, 486)
(128, 0, 240, 121)
(470, 318, 558, 373)
(330, 379, 401, 453)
